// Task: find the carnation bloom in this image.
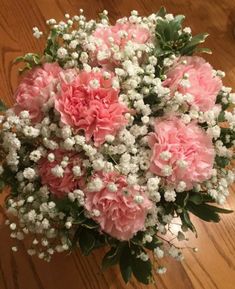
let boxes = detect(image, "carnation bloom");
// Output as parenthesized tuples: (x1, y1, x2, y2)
(163, 56, 222, 112)
(55, 70, 128, 146)
(148, 117, 215, 189)
(14, 63, 62, 122)
(91, 21, 150, 65)
(38, 149, 84, 197)
(84, 172, 152, 240)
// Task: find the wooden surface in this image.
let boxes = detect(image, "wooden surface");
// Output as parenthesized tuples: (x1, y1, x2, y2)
(0, 0, 235, 288)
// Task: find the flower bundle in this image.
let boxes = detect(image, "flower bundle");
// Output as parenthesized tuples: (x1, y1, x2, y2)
(0, 7, 234, 284)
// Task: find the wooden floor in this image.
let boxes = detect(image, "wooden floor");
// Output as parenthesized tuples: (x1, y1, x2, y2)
(0, 0, 235, 288)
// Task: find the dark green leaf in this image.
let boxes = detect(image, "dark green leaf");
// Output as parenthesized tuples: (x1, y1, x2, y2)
(13, 56, 25, 64)
(156, 7, 167, 18)
(13, 53, 41, 73)
(82, 219, 99, 229)
(176, 192, 189, 207)
(180, 210, 197, 234)
(189, 194, 203, 205)
(0, 180, 5, 192)
(19, 63, 31, 74)
(195, 47, 212, 54)
(0, 100, 7, 112)
(79, 228, 95, 255)
(219, 128, 235, 148)
(218, 111, 225, 122)
(201, 204, 233, 214)
(119, 244, 132, 283)
(44, 28, 60, 60)
(72, 228, 80, 247)
(102, 246, 121, 270)
(188, 203, 220, 222)
(144, 235, 163, 250)
(202, 194, 215, 203)
(180, 33, 209, 55)
(131, 252, 152, 284)
(215, 155, 230, 168)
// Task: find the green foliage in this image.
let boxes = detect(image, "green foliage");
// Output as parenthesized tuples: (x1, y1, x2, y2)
(188, 194, 204, 205)
(169, 190, 233, 232)
(154, 7, 210, 78)
(156, 6, 167, 18)
(101, 241, 154, 284)
(219, 127, 235, 148)
(0, 179, 5, 192)
(44, 28, 60, 62)
(14, 53, 41, 74)
(119, 244, 152, 284)
(187, 203, 232, 222)
(0, 165, 18, 196)
(155, 14, 209, 58)
(177, 191, 233, 224)
(119, 244, 133, 283)
(180, 33, 210, 55)
(78, 227, 96, 255)
(0, 100, 7, 112)
(216, 93, 230, 110)
(102, 246, 122, 270)
(180, 209, 197, 234)
(217, 111, 225, 122)
(143, 235, 162, 250)
(215, 155, 230, 168)
(131, 252, 152, 284)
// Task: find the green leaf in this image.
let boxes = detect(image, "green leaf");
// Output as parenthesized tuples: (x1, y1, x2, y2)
(189, 194, 203, 205)
(171, 15, 185, 40)
(176, 192, 189, 207)
(18, 63, 31, 74)
(195, 47, 212, 54)
(79, 228, 96, 255)
(0, 100, 7, 112)
(202, 194, 215, 203)
(180, 210, 197, 234)
(24, 53, 40, 65)
(156, 15, 185, 43)
(156, 7, 167, 18)
(119, 244, 132, 283)
(44, 28, 60, 60)
(131, 252, 152, 284)
(215, 155, 230, 168)
(180, 33, 209, 55)
(201, 204, 233, 214)
(0, 180, 5, 192)
(218, 111, 225, 122)
(82, 219, 99, 229)
(13, 56, 25, 64)
(188, 203, 220, 222)
(219, 128, 235, 148)
(144, 236, 163, 250)
(102, 246, 121, 270)
(72, 228, 80, 247)
(13, 53, 41, 67)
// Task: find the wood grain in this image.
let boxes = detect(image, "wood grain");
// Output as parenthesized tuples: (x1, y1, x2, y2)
(0, 1, 235, 288)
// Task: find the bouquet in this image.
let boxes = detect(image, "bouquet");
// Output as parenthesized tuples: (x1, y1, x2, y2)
(0, 7, 234, 285)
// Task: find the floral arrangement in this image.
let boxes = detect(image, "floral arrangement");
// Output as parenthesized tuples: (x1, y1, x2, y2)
(0, 7, 234, 284)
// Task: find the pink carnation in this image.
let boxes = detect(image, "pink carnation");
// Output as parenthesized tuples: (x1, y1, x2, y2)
(14, 63, 62, 122)
(38, 149, 84, 197)
(55, 70, 128, 146)
(84, 172, 152, 240)
(148, 117, 215, 189)
(163, 56, 222, 112)
(91, 22, 150, 66)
